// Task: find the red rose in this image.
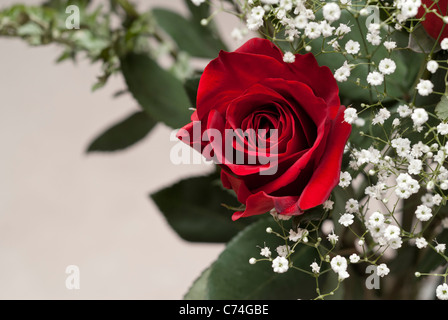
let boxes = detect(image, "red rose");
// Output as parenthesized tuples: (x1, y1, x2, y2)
(178, 38, 351, 220)
(417, 0, 448, 42)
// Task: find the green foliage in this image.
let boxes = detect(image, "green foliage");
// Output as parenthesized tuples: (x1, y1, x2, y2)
(185, 217, 321, 300)
(151, 170, 257, 243)
(435, 95, 448, 121)
(120, 53, 192, 129)
(87, 110, 157, 152)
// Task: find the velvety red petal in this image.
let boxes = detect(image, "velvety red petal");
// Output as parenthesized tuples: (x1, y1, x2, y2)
(298, 105, 352, 210)
(234, 38, 284, 62)
(417, 0, 448, 42)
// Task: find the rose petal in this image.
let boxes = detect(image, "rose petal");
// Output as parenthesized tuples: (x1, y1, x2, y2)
(298, 105, 352, 210)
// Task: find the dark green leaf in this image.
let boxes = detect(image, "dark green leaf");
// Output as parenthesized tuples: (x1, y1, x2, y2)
(150, 171, 256, 243)
(435, 95, 448, 121)
(87, 110, 156, 152)
(184, 0, 228, 52)
(120, 53, 191, 129)
(184, 267, 212, 300)
(152, 8, 225, 59)
(206, 218, 321, 300)
(407, 25, 441, 54)
(183, 74, 201, 107)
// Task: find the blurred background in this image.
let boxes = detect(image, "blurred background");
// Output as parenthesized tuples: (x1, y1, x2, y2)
(0, 0, 245, 299)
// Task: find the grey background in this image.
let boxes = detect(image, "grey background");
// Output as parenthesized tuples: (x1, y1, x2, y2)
(0, 0, 247, 299)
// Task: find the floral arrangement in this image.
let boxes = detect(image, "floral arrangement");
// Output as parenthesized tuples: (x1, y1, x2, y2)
(2, 0, 448, 300)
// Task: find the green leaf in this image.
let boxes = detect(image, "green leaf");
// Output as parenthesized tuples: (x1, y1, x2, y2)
(435, 95, 448, 121)
(150, 171, 256, 243)
(206, 218, 321, 300)
(184, 267, 212, 300)
(183, 74, 201, 107)
(407, 24, 441, 54)
(120, 53, 191, 129)
(87, 110, 156, 152)
(183, 0, 228, 52)
(152, 8, 224, 59)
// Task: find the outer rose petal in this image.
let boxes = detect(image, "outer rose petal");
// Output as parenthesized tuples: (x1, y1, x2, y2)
(196, 39, 340, 120)
(298, 105, 352, 209)
(417, 0, 448, 42)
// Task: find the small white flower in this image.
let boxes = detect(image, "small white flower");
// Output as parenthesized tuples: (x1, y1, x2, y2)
(366, 32, 381, 45)
(415, 204, 432, 222)
(436, 283, 448, 300)
(335, 23, 351, 37)
(384, 225, 401, 241)
(415, 237, 428, 249)
(401, 2, 419, 18)
(349, 253, 360, 263)
(339, 213, 355, 227)
(398, 104, 412, 117)
(416, 79, 434, 96)
(330, 255, 347, 273)
(249, 257, 257, 264)
(367, 71, 384, 86)
(345, 40, 360, 54)
(276, 245, 290, 257)
(327, 230, 339, 245)
(435, 243, 446, 254)
(246, 15, 264, 30)
(260, 247, 271, 257)
(408, 159, 423, 175)
(323, 199, 334, 210)
(250, 6, 265, 20)
(389, 237, 403, 249)
(392, 137, 411, 157)
(294, 14, 308, 29)
(320, 20, 335, 37)
(384, 40, 397, 51)
(345, 198, 359, 213)
(305, 21, 321, 39)
(378, 58, 397, 75)
(289, 228, 309, 242)
(427, 60, 439, 73)
(377, 263, 390, 277)
(322, 2, 341, 23)
(338, 270, 350, 281)
(272, 256, 289, 273)
(441, 38, 448, 50)
(191, 0, 205, 6)
(411, 108, 429, 126)
(335, 64, 351, 82)
(339, 171, 352, 187)
(310, 262, 320, 274)
(344, 108, 358, 124)
(437, 122, 448, 135)
(433, 194, 443, 206)
(283, 51, 295, 63)
(369, 211, 385, 227)
(421, 193, 434, 208)
(372, 108, 391, 125)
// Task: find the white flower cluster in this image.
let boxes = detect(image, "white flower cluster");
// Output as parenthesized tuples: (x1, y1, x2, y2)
(232, 0, 448, 300)
(240, 0, 348, 44)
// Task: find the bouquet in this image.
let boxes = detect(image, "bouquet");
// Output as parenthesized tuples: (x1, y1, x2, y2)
(2, 0, 448, 300)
